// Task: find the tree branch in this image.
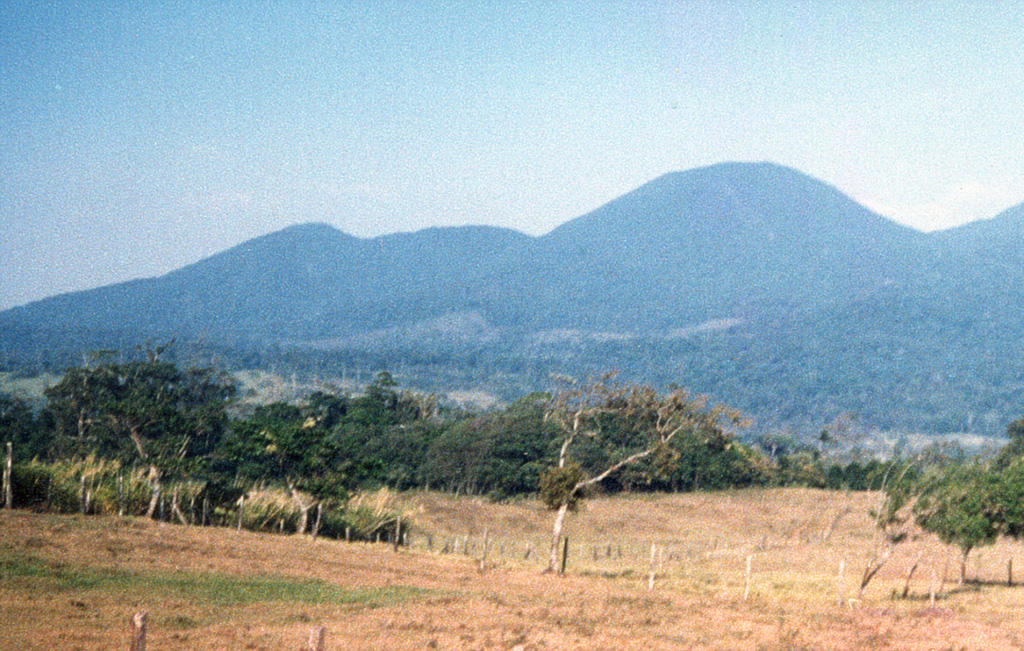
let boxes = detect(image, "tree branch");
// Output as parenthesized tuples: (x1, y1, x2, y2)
(577, 447, 657, 489)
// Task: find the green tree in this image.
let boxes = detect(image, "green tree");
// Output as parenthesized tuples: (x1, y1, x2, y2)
(346, 372, 421, 429)
(45, 364, 113, 460)
(419, 417, 492, 495)
(45, 356, 236, 518)
(991, 457, 1024, 540)
(324, 372, 433, 489)
(992, 417, 1024, 470)
(304, 391, 349, 430)
(0, 393, 50, 461)
(912, 464, 1002, 584)
(420, 394, 553, 498)
(366, 419, 441, 490)
(540, 374, 743, 572)
(226, 401, 348, 534)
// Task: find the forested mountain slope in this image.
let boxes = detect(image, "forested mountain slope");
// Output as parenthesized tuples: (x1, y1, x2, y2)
(2, 162, 1023, 436)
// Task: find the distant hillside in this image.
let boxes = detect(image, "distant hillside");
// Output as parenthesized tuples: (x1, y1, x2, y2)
(530, 162, 938, 328)
(0, 222, 533, 344)
(3, 162, 1024, 437)
(932, 203, 1024, 270)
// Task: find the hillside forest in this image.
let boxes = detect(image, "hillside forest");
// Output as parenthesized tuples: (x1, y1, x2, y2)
(6, 349, 1024, 575)
(7, 163, 1024, 438)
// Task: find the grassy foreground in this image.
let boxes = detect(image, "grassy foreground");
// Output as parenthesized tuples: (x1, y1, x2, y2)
(4, 488, 1024, 650)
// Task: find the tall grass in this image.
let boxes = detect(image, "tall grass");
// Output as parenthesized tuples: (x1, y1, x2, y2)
(9, 458, 405, 542)
(12, 455, 150, 515)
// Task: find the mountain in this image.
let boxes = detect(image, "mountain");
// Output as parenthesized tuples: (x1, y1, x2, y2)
(0, 222, 532, 344)
(9, 162, 937, 338)
(2, 162, 1023, 437)
(156, 221, 533, 338)
(932, 203, 1024, 270)
(529, 162, 937, 328)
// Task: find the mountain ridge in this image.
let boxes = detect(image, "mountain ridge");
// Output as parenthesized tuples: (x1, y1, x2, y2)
(3, 162, 1024, 436)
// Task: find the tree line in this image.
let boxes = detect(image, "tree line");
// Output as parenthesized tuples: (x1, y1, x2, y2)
(1, 353, 925, 542)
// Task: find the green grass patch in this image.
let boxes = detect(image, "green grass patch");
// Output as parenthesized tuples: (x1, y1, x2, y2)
(1, 554, 132, 591)
(577, 568, 636, 579)
(145, 572, 427, 607)
(0, 555, 54, 578)
(0, 553, 428, 607)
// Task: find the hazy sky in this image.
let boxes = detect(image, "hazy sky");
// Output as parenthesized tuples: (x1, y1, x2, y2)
(2, 1, 1023, 310)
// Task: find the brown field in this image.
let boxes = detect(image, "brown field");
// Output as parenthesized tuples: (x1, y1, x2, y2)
(4, 488, 1024, 650)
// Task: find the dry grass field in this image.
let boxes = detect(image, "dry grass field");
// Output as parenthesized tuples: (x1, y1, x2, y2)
(4, 488, 1024, 650)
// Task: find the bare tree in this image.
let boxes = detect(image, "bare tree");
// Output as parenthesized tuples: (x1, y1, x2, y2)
(540, 374, 743, 573)
(858, 462, 920, 599)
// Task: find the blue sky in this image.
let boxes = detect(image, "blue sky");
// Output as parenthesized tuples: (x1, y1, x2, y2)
(2, 1, 1023, 310)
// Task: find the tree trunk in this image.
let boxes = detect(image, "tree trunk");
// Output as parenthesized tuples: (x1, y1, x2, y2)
(171, 484, 189, 525)
(561, 536, 569, 575)
(287, 480, 310, 535)
(311, 502, 322, 540)
(3, 441, 12, 509)
(901, 551, 922, 599)
(546, 501, 570, 573)
(858, 545, 893, 599)
(144, 465, 162, 519)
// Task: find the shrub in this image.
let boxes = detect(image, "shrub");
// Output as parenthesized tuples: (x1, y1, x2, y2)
(11, 460, 54, 510)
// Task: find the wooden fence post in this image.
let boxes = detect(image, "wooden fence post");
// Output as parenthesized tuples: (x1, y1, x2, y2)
(648, 543, 657, 590)
(306, 625, 325, 651)
(129, 611, 147, 651)
(116, 471, 125, 517)
(743, 555, 752, 600)
(835, 559, 846, 606)
(3, 441, 12, 509)
(79, 474, 88, 514)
